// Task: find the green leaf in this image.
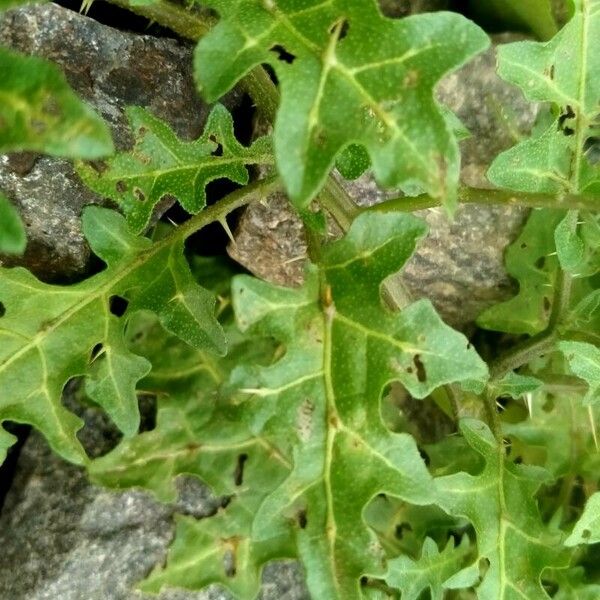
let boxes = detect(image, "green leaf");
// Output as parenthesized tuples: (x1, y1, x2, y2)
(92, 212, 487, 599)
(196, 2, 489, 209)
(0, 193, 26, 255)
(559, 340, 600, 405)
(384, 536, 475, 600)
(91, 312, 292, 598)
(555, 211, 600, 276)
(78, 103, 272, 233)
(565, 492, 600, 545)
(552, 567, 600, 599)
(226, 213, 487, 598)
(0, 206, 225, 466)
(0, 0, 44, 11)
(0, 47, 113, 158)
(477, 209, 563, 335)
(435, 419, 569, 599)
(504, 393, 596, 480)
(490, 372, 544, 400)
(487, 0, 600, 195)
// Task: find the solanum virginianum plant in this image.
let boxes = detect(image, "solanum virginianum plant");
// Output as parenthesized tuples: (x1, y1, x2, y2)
(0, 0, 599, 598)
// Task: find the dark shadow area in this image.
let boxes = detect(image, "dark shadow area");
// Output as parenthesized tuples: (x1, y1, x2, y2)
(54, 0, 175, 38)
(0, 423, 31, 514)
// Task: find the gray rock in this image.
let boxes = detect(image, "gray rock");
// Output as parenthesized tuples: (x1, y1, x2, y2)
(0, 3, 239, 281)
(229, 38, 536, 329)
(0, 427, 308, 600)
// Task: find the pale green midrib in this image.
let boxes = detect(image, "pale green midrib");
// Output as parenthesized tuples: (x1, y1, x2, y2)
(573, 0, 592, 193)
(0, 180, 270, 380)
(242, 5, 441, 184)
(322, 301, 343, 598)
(90, 153, 274, 187)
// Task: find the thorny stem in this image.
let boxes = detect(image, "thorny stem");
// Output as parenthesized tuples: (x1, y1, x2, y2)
(368, 188, 600, 213)
(108, 0, 600, 222)
(174, 176, 280, 241)
(108, 0, 356, 228)
(484, 210, 580, 439)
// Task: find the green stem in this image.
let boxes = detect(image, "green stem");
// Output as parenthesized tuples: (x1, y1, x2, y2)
(320, 177, 360, 232)
(484, 389, 502, 441)
(368, 187, 600, 213)
(489, 331, 557, 380)
(486, 210, 579, 437)
(175, 175, 280, 241)
(108, 0, 213, 39)
(106, 0, 360, 226)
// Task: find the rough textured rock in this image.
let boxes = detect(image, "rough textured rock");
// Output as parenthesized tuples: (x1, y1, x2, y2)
(0, 3, 239, 281)
(0, 395, 308, 600)
(229, 37, 536, 328)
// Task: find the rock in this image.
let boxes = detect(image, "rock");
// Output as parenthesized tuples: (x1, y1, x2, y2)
(0, 402, 308, 600)
(229, 37, 536, 329)
(0, 3, 240, 282)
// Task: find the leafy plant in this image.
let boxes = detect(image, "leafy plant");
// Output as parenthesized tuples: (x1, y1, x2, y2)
(1, 0, 600, 598)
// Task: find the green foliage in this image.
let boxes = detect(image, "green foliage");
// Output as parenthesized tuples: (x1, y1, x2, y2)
(565, 492, 600, 545)
(477, 209, 563, 335)
(487, 0, 600, 196)
(559, 340, 600, 404)
(435, 419, 569, 598)
(0, 207, 224, 465)
(0, 193, 26, 254)
(92, 212, 487, 599)
(195, 0, 489, 210)
(78, 104, 272, 233)
(384, 536, 476, 600)
(1, 2, 599, 599)
(0, 47, 113, 158)
(465, 0, 559, 40)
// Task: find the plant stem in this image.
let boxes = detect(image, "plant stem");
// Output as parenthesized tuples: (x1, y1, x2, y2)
(107, 0, 360, 225)
(485, 210, 580, 437)
(368, 187, 600, 213)
(108, 0, 213, 39)
(484, 390, 502, 440)
(489, 332, 557, 380)
(320, 177, 361, 232)
(175, 176, 280, 241)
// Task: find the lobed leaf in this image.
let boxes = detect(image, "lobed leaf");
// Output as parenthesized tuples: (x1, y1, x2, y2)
(565, 492, 600, 545)
(487, 0, 600, 196)
(195, 1, 489, 210)
(384, 536, 476, 600)
(477, 209, 563, 335)
(435, 419, 570, 599)
(91, 212, 487, 599)
(0, 47, 113, 159)
(559, 340, 600, 405)
(78, 104, 272, 233)
(0, 207, 225, 465)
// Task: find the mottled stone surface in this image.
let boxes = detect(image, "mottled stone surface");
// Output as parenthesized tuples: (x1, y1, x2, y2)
(0, 419, 307, 600)
(229, 38, 536, 328)
(0, 3, 239, 281)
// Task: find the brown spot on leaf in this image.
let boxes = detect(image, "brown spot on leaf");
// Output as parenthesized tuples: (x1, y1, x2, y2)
(413, 354, 426, 383)
(133, 187, 146, 202)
